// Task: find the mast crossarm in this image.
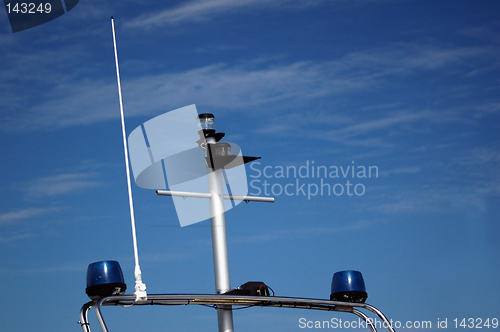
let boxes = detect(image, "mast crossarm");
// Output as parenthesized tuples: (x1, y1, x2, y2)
(156, 190, 275, 203)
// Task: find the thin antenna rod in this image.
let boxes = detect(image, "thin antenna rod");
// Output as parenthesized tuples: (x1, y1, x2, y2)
(111, 16, 147, 302)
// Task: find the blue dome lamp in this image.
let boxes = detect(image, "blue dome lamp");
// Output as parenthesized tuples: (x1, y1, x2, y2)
(86, 261, 127, 300)
(330, 270, 368, 303)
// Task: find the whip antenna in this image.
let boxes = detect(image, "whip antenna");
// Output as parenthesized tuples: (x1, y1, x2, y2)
(111, 16, 147, 302)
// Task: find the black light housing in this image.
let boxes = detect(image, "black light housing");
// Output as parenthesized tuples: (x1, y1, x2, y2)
(197, 113, 215, 131)
(196, 112, 260, 169)
(85, 261, 127, 300)
(197, 113, 224, 144)
(330, 270, 367, 303)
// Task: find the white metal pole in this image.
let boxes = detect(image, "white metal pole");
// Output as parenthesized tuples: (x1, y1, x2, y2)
(206, 137, 234, 332)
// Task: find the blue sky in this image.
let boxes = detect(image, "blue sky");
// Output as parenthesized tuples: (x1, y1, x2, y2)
(1, 0, 499, 331)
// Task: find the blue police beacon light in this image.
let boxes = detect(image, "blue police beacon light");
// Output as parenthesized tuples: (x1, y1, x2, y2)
(330, 270, 368, 303)
(85, 261, 127, 300)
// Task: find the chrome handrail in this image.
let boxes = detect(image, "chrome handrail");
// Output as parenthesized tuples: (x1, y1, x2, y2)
(79, 294, 396, 332)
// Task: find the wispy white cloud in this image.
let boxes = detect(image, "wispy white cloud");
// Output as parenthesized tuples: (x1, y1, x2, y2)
(254, 123, 293, 135)
(474, 101, 500, 115)
(321, 111, 432, 139)
(228, 219, 376, 244)
(373, 186, 490, 216)
(23, 172, 103, 198)
(0, 59, 375, 132)
(0, 232, 36, 243)
(0, 250, 190, 274)
(453, 147, 500, 166)
(459, 23, 500, 45)
(0, 261, 86, 274)
(0, 207, 57, 225)
(123, 0, 398, 30)
(139, 251, 194, 263)
(0, 41, 496, 134)
(0, 207, 58, 243)
(125, 0, 327, 29)
(379, 166, 421, 177)
(398, 44, 491, 70)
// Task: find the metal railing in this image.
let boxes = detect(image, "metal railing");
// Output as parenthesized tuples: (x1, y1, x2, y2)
(79, 294, 396, 332)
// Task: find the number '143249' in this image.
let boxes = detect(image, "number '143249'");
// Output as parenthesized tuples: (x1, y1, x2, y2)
(6, 3, 52, 14)
(453, 318, 498, 328)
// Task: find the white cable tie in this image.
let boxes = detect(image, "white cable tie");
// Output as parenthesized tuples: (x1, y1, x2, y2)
(134, 282, 147, 302)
